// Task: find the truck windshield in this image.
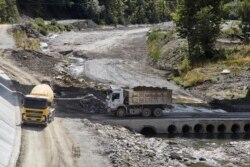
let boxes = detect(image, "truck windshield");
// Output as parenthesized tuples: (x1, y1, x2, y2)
(24, 98, 47, 109)
(112, 93, 120, 101)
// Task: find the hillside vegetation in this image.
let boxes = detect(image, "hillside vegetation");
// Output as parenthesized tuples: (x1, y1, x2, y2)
(17, 0, 175, 25)
(147, 0, 250, 109)
(0, 0, 19, 23)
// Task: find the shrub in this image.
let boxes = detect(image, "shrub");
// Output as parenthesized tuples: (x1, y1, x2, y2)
(172, 77, 182, 85)
(34, 18, 46, 27)
(147, 29, 176, 60)
(183, 69, 205, 88)
(13, 30, 40, 51)
(178, 43, 190, 75)
(32, 18, 75, 36)
(50, 19, 57, 26)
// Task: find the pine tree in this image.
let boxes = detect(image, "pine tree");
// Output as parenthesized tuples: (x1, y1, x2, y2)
(172, 0, 223, 64)
(239, 0, 250, 43)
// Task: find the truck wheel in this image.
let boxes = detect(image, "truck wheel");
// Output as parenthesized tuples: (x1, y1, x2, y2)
(116, 108, 126, 117)
(153, 108, 163, 117)
(142, 108, 151, 117)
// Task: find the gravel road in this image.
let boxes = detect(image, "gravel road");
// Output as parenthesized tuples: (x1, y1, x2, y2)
(0, 56, 110, 167)
(47, 25, 194, 98)
(18, 118, 110, 167)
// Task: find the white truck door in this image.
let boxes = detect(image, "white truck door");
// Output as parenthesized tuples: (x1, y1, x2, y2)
(111, 93, 122, 109)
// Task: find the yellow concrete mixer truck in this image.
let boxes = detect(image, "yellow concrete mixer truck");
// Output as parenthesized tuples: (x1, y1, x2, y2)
(21, 84, 55, 126)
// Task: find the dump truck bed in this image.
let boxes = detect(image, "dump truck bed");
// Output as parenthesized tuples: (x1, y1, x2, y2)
(126, 87, 172, 106)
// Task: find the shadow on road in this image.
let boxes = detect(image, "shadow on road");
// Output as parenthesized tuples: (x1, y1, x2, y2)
(21, 123, 46, 131)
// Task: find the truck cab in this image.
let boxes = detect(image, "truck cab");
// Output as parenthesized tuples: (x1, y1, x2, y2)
(107, 86, 126, 116)
(22, 95, 54, 125)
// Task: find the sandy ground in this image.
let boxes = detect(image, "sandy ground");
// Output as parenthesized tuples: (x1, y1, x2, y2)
(0, 24, 15, 49)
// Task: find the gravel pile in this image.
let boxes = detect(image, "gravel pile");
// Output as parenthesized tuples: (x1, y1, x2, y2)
(55, 87, 107, 113)
(82, 119, 196, 167)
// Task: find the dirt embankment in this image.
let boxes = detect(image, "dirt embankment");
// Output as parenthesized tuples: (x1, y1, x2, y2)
(147, 29, 250, 112)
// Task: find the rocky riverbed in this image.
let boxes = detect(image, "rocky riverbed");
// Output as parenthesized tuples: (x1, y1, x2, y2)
(79, 119, 250, 167)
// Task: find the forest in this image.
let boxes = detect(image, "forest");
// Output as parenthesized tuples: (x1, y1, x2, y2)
(16, 0, 176, 24)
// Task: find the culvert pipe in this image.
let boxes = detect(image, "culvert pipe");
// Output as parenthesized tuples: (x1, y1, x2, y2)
(217, 124, 226, 133)
(206, 124, 214, 133)
(182, 125, 191, 134)
(244, 124, 250, 133)
(168, 125, 177, 134)
(194, 124, 203, 133)
(231, 124, 240, 133)
(141, 126, 156, 136)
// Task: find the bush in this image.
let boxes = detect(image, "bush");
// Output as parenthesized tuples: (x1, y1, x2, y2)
(34, 18, 46, 27)
(50, 19, 57, 25)
(178, 43, 190, 75)
(13, 30, 40, 51)
(147, 29, 176, 60)
(183, 69, 205, 88)
(172, 77, 182, 85)
(32, 18, 74, 36)
(148, 43, 161, 60)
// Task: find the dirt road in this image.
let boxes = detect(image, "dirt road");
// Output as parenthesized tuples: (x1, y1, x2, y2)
(0, 57, 110, 167)
(0, 24, 15, 49)
(48, 25, 193, 98)
(18, 118, 110, 167)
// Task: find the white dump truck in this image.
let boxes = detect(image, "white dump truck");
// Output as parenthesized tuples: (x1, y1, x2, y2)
(107, 86, 172, 117)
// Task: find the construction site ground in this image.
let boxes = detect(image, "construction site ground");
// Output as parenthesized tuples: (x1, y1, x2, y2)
(0, 22, 250, 166)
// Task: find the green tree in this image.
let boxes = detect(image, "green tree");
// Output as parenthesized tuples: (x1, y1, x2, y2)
(172, 0, 223, 64)
(124, 0, 136, 23)
(0, 0, 19, 23)
(222, 0, 241, 20)
(145, 0, 170, 23)
(72, 0, 103, 22)
(239, 0, 250, 43)
(130, 0, 148, 24)
(100, 0, 125, 24)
